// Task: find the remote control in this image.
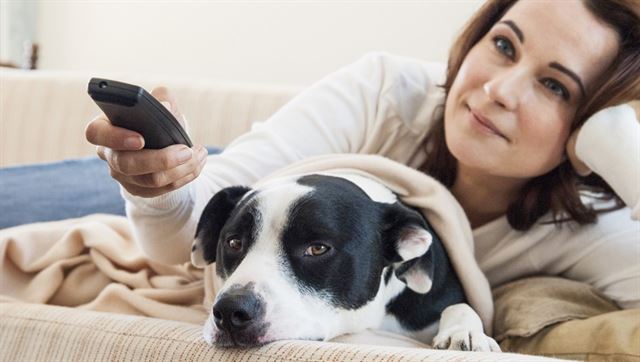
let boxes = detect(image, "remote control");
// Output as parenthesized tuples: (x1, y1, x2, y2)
(88, 78, 193, 149)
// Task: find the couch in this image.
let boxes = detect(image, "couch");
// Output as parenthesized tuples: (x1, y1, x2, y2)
(1, 66, 637, 361)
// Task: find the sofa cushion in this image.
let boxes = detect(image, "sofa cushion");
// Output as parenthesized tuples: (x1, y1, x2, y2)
(493, 277, 640, 361)
(0, 148, 221, 229)
(0, 156, 124, 229)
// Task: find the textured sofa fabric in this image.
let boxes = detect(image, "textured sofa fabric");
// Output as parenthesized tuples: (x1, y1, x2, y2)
(0, 303, 558, 362)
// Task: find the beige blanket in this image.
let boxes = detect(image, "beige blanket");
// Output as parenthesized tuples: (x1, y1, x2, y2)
(0, 154, 492, 335)
(0, 215, 208, 324)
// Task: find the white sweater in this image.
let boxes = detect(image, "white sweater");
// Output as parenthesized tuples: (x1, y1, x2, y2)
(123, 53, 640, 309)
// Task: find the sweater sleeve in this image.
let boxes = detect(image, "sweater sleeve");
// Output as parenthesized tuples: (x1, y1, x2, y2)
(575, 104, 640, 219)
(122, 53, 442, 264)
(532, 207, 640, 309)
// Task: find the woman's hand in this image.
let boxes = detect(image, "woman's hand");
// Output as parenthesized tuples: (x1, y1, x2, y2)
(85, 87, 208, 198)
(566, 102, 639, 176)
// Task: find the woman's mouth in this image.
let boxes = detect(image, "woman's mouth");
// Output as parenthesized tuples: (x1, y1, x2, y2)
(466, 105, 509, 142)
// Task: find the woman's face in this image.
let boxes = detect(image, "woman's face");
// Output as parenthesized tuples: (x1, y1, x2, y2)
(445, 0, 619, 179)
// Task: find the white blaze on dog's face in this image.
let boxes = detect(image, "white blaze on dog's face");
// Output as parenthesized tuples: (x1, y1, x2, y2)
(191, 173, 435, 347)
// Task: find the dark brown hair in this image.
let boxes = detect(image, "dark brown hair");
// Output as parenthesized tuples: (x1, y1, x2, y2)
(422, 0, 640, 231)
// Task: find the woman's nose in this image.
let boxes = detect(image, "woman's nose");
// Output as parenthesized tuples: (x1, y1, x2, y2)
(483, 69, 526, 111)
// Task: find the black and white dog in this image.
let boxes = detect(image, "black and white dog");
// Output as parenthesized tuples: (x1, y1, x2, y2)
(191, 172, 500, 352)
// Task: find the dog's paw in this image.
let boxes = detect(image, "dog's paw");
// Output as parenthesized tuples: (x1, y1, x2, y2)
(432, 326, 500, 352)
(433, 303, 501, 352)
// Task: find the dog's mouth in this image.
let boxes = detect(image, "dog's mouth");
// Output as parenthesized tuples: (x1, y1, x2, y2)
(213, 330, 269, 348)
(205, 314, 326, 347)
(213, 331, 322, 348)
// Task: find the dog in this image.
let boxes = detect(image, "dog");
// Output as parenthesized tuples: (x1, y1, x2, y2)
(191, 172, 500, 352)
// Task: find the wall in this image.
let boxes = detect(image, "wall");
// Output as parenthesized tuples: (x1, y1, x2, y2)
(36, 1, 482, 86)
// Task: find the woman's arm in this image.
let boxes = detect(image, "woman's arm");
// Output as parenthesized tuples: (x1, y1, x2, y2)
(528, 206, 640, 309)
(123, 53, 444, 264)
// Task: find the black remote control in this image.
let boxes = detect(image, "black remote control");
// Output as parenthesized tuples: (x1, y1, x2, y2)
(88, 78, 193, 149)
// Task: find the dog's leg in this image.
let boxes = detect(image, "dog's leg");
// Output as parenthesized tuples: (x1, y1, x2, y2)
(432, 303, 501, 352)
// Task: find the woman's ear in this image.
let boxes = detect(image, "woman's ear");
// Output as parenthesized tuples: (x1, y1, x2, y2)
(191, 186, 251, 268)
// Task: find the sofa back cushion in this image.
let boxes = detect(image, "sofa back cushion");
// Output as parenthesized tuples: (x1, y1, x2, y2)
(0, 68, 299, 167)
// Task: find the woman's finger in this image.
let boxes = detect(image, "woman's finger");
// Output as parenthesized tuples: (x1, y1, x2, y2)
(126, 147, 208, 188)
(105, 144, 204, 176)
(85, 115, 145, 150)
(116, 149, 208, 197)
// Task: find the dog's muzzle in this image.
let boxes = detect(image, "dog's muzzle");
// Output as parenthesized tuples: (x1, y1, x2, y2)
(212, 284, 269, 346)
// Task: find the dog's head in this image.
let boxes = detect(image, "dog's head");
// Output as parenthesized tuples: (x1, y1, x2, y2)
(191, 173, 436, 347)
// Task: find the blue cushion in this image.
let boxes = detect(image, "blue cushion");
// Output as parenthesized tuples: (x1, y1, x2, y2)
(0, 147, 221, 229)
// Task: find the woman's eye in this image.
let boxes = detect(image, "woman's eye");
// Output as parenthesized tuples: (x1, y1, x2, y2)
(541, 78, 570, 100)
(227, 238, 242, 251)
(304, 244, 330, 257)
(493, 36, 515, 59)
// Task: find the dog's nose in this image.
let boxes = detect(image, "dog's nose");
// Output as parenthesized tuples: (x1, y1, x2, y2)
(213, 288, 264, 333)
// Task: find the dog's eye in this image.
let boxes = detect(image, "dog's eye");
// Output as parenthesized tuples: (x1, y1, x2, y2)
(304, 244, 330, 256)
(227, 238, 242, 251)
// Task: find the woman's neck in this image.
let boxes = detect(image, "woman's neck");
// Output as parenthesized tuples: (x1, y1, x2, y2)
(451, 164, 526, 229)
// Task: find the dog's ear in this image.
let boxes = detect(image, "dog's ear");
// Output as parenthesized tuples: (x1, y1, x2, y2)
(382, 203, 435, 294)
(191, 186, 252, 268)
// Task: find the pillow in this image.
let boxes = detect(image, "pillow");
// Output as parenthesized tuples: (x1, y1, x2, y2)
(0, 156, 124, 229)
(0, 147, 221, 229)
(493, 276, 639, 361)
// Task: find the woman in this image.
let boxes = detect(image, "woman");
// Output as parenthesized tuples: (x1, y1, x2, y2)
(86, 0, 639, 328)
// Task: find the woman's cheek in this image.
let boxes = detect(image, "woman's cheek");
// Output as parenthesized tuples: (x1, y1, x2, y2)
(519, 119, 572, 175)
